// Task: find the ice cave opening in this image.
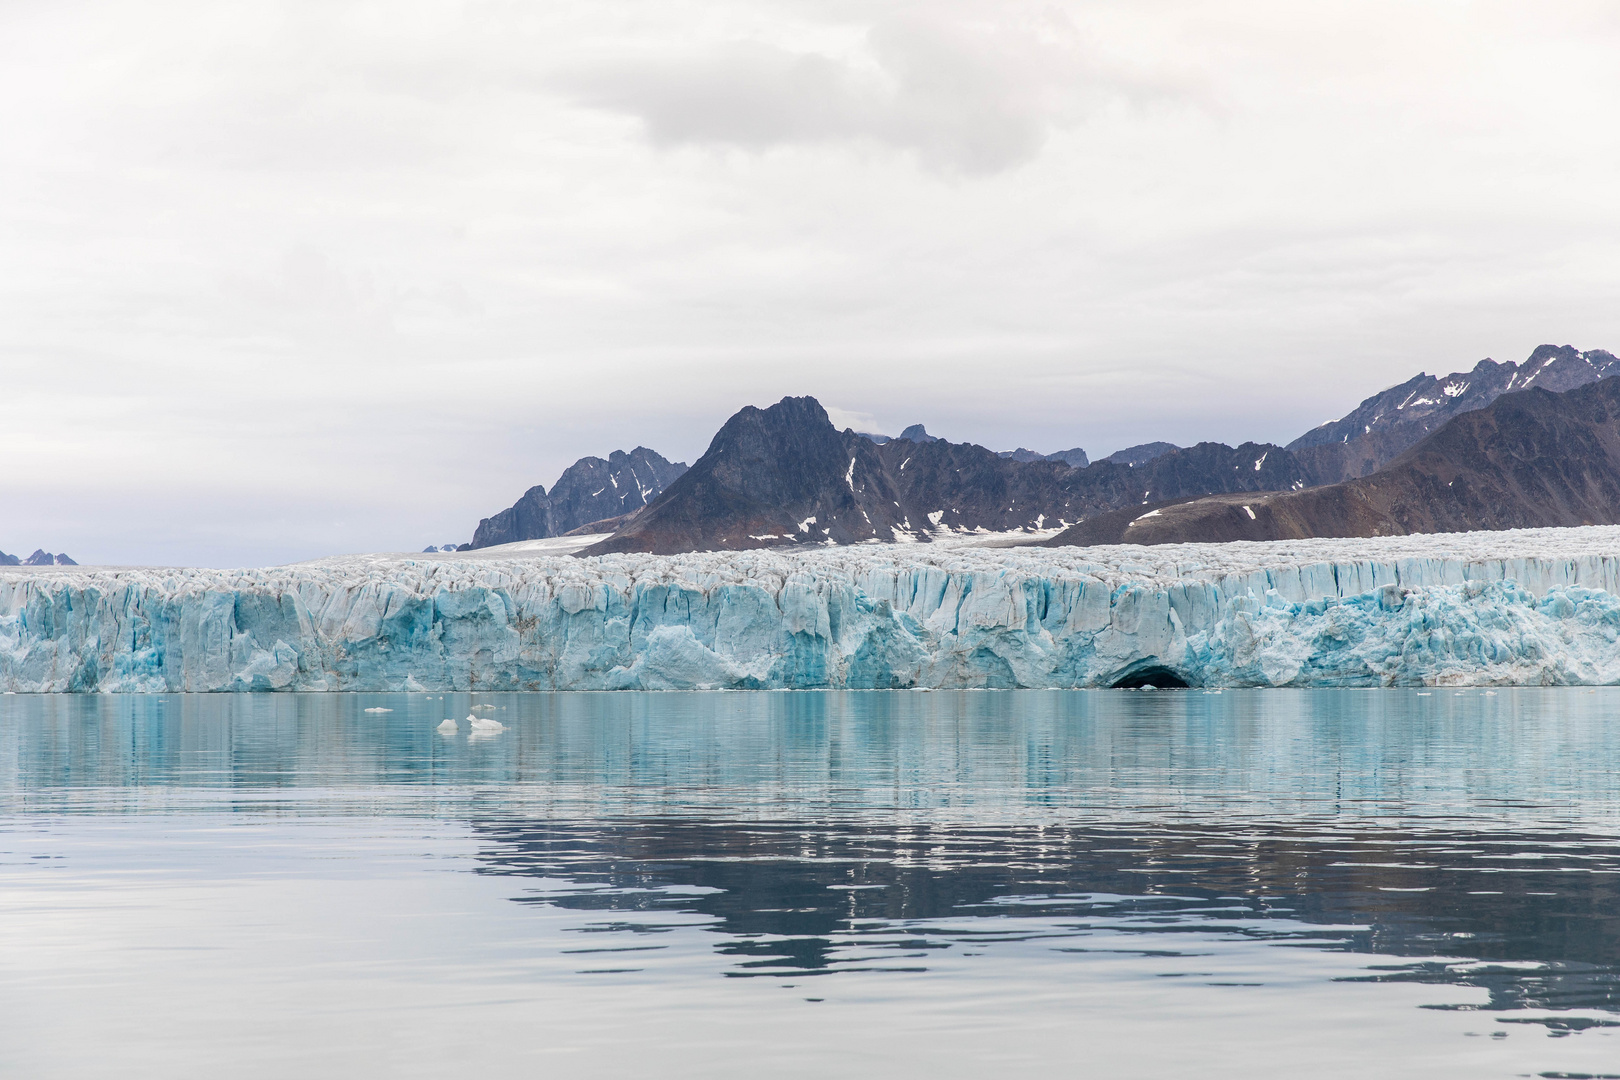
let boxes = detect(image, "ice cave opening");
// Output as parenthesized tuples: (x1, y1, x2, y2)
(1110, 664, 1192, 690)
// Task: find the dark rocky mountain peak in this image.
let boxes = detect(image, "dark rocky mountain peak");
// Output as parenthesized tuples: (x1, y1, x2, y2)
(584, 396, 894, 554)
(1287, 344, 1620, 485)
(693, 396, 861, 510)
(548, 447, 687, 530)
(1053, 374, 1620, 547)
(469, 446, 688, 549)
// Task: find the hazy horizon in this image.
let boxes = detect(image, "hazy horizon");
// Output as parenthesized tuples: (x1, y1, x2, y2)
(5, 1, 1619, 566)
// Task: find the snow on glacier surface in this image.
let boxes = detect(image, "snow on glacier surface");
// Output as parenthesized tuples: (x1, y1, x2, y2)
(6, 526, 1620, 692)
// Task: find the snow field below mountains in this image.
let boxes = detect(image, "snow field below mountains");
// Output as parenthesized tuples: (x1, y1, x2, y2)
(5, 526, 1620, 691)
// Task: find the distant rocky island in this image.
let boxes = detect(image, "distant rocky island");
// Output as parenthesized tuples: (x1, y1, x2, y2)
(0, 549, 77, 566)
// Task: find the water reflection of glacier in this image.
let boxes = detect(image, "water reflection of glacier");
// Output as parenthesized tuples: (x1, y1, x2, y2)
(6, 688, 1620, 819)
(6, 688, 1620, 1029)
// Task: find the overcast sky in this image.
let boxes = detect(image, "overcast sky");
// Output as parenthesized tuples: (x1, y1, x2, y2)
(4, 1, 1619, 566)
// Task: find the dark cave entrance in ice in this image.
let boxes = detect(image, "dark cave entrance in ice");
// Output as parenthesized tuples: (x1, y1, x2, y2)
(1109, 664, 1192, 690)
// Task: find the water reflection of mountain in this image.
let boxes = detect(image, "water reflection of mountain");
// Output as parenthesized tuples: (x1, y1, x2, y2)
(473, 816, 1620, 1016)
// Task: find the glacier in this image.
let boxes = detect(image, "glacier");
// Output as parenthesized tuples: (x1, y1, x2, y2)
(5, 527, 1620, 692)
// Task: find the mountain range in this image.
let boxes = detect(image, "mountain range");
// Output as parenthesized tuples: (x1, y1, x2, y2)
(1051, 375, 1620, 547)
(582, 397, 1301, 555)
(461, 342, 1617, 554)
(1288, 344, 1620, 485)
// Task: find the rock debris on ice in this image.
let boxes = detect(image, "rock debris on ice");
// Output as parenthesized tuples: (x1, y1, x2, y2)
(7, 526, 1620, 691)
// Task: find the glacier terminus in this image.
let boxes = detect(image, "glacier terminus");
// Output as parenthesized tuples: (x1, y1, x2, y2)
(6, 527, 1620, 692)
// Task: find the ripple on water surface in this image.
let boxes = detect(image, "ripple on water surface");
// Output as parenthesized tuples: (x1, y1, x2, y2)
(1, 689, 1618, 1079)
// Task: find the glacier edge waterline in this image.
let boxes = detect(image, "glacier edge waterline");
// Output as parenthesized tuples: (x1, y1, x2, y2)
(5, 527, 1620, 692)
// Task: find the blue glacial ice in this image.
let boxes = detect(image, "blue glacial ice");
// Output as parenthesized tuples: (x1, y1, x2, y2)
(5, 527, 1620, 691)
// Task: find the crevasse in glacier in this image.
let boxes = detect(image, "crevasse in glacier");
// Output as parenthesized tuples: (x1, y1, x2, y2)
(4, 527, 1620, 692)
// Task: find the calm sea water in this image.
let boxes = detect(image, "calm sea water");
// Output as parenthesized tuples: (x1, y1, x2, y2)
(3, 689, 1619, 1078)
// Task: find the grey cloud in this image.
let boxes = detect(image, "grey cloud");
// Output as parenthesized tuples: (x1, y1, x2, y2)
(571, 42, 878, 147)
(561, 13, 1095, 174)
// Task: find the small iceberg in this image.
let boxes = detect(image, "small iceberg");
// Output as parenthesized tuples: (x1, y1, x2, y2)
(363, 707, 393, 713)
(436, 717, 457, 732)
(468, 712, 505, 732)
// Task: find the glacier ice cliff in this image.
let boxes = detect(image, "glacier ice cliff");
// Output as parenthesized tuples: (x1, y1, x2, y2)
(6, 527, 1620, 692)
